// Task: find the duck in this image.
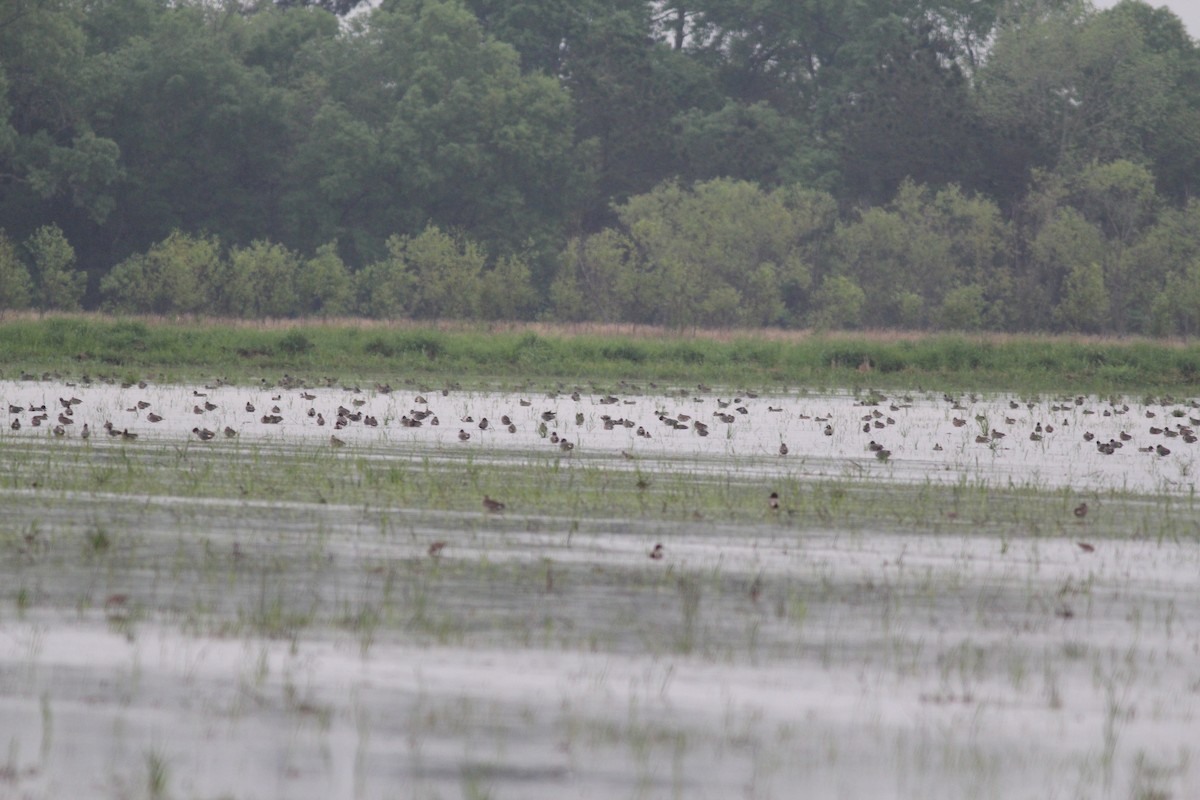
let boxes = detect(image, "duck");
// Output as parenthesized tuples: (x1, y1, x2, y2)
(779, 442, 789, 456)
(192, 427, 215, 441)
(458, 429, 471, 441)
(483, 496, 506, 512)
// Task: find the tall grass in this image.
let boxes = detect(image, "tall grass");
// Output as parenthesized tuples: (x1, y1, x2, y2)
(2, 314, 1199, 392)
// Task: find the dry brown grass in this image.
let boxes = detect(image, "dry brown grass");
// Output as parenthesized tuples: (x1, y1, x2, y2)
(3, 310, 1196, 349)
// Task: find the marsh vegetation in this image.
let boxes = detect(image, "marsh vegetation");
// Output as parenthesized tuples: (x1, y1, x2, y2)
(1, 374, 1198, 798)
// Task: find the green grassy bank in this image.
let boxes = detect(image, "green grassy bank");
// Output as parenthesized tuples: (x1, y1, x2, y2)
(2, 315, 1199, 394)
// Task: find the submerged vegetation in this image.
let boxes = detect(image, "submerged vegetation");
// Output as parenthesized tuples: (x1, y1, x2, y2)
(2, 316, 1200, 394)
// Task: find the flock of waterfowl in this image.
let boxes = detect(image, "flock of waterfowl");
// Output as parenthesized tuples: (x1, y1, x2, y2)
(3, 379, 1197, 493)
(5, 378, 1199, 455)
(5, 376, 1197, 564)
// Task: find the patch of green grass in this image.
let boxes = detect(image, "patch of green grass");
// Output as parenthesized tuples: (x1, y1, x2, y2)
(4, 316, 1200, 393)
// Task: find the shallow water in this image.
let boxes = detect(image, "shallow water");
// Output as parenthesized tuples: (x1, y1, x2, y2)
(2, 379, 1197, 493)
(1, 379, 1198, 799)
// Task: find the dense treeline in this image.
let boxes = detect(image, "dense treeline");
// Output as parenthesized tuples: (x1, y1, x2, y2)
(2, 0, 1199, 334)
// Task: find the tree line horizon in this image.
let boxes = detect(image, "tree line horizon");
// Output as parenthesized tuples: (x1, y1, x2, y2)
(2, 0, 1199, 334)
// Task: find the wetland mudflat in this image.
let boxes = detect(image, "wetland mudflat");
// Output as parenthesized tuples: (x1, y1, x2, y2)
(1, 379, 1198, 799)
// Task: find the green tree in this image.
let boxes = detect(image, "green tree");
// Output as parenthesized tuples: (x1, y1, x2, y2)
(296, 242, 353, 317)
(681, 0, 1002, 202)
(400, 226, 486, 320)
(1151, 258, 1200, 336)
(0, 0, 122, 228)
(26, 224, 85, 311)
(548, 230, 640, 323)
(1023, 206, 1108, 330)
(1122, 200, 1200, 332)
(559, 6, 721, 228)
(95, 5, 289, 259)
(100, 230, 221, 314)
(674, 101, 824, 189)
(616, 179, 819, 328)
(355, 253, 412, 319)
(227, 240, 303, 318)
(289, 0, 583, 274)
(1104, 1, 1200, 202)
(1071, 159, 1159, 331)
(480, 253, 539, 321)
(0, 230, 33, 310)
(809, 275, 865, 330)
(358, 226, 485, 320)
(974, 3, 1174, 194)
(832, 181, 1008, 328)
(939, 284, 986, 331)
(1055, 261, 1110, 332)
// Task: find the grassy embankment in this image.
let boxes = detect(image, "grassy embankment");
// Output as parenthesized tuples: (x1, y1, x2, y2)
(1, 314, 1199, 394)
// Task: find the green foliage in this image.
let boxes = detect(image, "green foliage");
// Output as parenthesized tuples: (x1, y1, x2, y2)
(549, 230, 640, 323)
(975, 4, 1175, 185)
(26, 225, 85, 311)
(368, 226, 486, 320)
(939, 284, 986, 331)
(0, 231, 33, 310)
(277, 330, 314, 355)
(810, 275, 865, 330)
(1151, 259, 1200, 337)
(833, 182, 1007, 328)
(615, 179, 822, 328)
(1025, 206, 1107, 328)
(226, 241, 302, 318)
(355, 246, 413, 320)
(480, 253, 538, 321)
(1056, 262, 1111, 333)
(3, 0, 1200, 336)
(101, 231, 220, 315)
(296, 243, 354, 317)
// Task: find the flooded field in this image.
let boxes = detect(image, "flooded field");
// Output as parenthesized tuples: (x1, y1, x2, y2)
(1, 378, 1198, 799)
